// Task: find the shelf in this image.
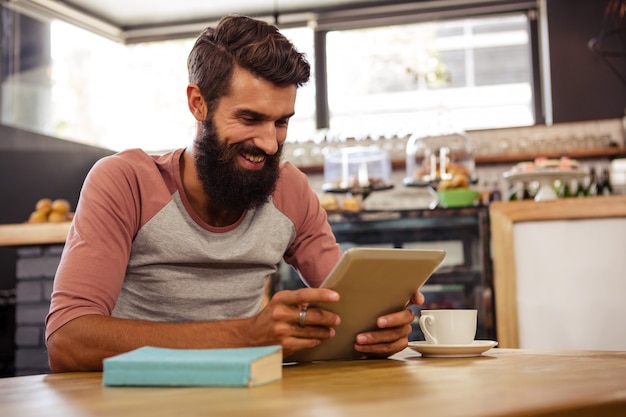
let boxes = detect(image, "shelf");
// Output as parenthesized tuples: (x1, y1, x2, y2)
(298, 147, 626, 174)
(0, 222, 71, 247)
(474, 146, 626, 165)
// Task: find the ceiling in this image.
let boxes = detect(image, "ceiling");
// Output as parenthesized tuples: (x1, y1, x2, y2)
(60, 0, 386, 27)
(4, 0, 534, 43)
(4, 0, 417, 42)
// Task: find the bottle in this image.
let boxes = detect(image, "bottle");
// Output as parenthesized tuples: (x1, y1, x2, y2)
(585, 168, 598, 196)
(508, 183, 519, 201)
(562, 181, 573, 198)
(598, 169, 613, 196)
(575, 180, 586, 197)
(490, 182, 502, 202)
(522, 182, 533, 200)
(553, 180, 563, 197)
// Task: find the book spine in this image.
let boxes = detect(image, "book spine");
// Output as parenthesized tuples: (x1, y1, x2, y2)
(103, 362, 252, 387)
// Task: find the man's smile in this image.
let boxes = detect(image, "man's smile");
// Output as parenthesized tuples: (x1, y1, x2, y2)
(242, 151, 266, 164)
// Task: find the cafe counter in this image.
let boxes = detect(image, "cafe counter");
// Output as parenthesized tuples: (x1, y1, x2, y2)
(490, 194, 626, 350)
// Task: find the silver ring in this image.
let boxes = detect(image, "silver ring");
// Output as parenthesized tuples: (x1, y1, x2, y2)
(298, 305, 308, 327)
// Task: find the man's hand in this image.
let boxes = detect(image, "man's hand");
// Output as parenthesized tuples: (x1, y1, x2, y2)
(247, 288, 341, 357)
(353, 290, 424, 358)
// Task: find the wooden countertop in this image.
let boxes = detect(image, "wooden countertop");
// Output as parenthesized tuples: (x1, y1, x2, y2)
(490, 194, 626, 222)
(0, 222, 71, 247)
(2, 348, 625, 417)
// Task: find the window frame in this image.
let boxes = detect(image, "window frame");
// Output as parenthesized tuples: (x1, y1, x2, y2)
(311, 2, 543, 129)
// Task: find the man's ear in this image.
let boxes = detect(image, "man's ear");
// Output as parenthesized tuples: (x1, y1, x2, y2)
(187, 84, 208, 121)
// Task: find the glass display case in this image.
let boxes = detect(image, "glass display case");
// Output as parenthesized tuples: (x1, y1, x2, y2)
(277, 206, 496, 342)
(322, 146, 393, 198)
(404, 131, 476, 187)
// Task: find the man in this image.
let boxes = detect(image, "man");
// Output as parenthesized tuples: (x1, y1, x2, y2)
(46, 15, 421, 372)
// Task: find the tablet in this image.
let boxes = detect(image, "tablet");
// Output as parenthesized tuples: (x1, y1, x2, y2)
(285, 247, 445, 363)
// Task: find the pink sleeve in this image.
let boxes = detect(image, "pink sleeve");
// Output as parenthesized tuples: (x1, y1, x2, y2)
(45, 151, 172, 340)
(275, 163, 342, 288)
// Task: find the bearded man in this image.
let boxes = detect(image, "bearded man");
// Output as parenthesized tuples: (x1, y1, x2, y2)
(45, 15, 421, 372)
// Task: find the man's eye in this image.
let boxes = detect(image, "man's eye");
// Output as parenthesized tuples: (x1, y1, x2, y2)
(276, 119, 289, 127)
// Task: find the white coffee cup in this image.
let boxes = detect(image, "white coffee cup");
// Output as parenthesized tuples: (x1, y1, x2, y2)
(418, 309, 477, 345)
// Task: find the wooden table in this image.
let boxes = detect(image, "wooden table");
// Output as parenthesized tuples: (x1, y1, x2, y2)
(2, 348, 625, 417)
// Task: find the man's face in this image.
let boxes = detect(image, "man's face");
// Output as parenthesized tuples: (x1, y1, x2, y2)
(194, 117, 283, 212)
(194, 67, 297, 212)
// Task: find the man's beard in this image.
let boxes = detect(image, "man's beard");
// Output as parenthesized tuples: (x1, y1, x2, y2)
(193, 118, 283, 212)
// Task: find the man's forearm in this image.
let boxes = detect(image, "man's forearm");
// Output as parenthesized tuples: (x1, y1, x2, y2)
(46, 314, 253, 372)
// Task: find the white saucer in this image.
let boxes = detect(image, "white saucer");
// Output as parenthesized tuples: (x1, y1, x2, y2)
(407, 340, 498, 358)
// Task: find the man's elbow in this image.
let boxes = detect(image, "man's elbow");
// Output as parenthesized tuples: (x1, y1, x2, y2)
(47, 329, 97, 373)
(47, 330, 72, 372)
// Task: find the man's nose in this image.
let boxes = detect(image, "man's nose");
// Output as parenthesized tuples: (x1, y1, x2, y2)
(253, 123, 279, 155)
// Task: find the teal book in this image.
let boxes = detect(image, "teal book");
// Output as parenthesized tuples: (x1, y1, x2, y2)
(103, 345, 282, 387)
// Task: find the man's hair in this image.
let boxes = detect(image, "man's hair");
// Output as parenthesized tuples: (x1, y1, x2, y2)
(187, 15, 311, 114)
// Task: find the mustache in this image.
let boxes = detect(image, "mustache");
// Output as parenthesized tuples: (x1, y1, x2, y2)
(219, 142, 269, 163)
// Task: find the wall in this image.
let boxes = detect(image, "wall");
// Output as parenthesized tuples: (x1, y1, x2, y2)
(547, 0, 626, 123)
(0, 124, 113, 284)
(0, 124, 113, 376)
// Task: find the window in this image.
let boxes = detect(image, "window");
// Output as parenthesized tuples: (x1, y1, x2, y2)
(49, 22, 195, 152)
(49, 23, 315, 151)
(325, 13, 534, 137)
(1, 13, 316, 152)
(2, 6, 535, 152)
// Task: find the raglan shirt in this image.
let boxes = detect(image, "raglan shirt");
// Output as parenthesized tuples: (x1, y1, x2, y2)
(45, 148, 342, 340)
